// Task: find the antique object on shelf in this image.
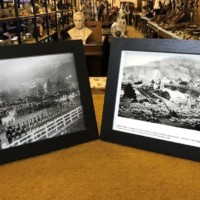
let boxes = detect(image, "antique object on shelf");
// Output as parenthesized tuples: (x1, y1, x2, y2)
(0, 8, 15, 18)
(25, 32, 32, 40)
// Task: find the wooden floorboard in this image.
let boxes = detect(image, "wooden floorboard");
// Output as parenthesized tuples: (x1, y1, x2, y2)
(126, 25, 144, 38)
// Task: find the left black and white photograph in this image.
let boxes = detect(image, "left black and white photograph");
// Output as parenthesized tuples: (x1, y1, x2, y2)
(0, 53, 85, 150)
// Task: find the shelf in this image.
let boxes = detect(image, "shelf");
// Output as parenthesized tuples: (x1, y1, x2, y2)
(0, 0, 71, 45)
(19, 15, 35, 20)
(56, 9, 68, 13)
(26, 38, 36, 44)
(0, 17, 17, 22)
(35, 12, 48, 17)
(48, 11, 56, 15)
(38, 31, 57, 42)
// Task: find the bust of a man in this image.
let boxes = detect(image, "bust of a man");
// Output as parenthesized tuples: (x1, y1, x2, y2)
(68, 11, 92, 44)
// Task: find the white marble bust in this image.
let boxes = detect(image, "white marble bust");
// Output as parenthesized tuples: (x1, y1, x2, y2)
(68, 11, 92, 44)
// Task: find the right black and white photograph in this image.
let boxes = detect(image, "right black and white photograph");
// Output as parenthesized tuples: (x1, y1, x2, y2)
(113, 51, 200, 148)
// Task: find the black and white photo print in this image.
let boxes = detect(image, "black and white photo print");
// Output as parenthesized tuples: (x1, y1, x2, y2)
(113, 51, 200, 148)
(0, 53, 85, 150)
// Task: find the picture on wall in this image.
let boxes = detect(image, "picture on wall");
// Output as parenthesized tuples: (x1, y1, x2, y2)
(0, 41, 98, 164)
(101, 38, 200, 162)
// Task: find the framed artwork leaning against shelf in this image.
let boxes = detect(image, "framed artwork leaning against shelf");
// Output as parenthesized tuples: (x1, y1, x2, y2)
(0, 40, 99, 164)
(101, 38, 200, 162)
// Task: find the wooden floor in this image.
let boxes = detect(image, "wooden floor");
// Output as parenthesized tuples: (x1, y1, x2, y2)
(125, 25, 144, 38)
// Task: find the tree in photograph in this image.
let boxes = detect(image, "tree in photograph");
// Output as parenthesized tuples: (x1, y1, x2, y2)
(58, 76, 68, 91)
(46, 79, 53, 93)
(55, 76, 65, 91)
(37, 83, 44, 97)
(123, 83, 137, 102)
(0, 90, 9, 101)
(1, 88, 20, 101)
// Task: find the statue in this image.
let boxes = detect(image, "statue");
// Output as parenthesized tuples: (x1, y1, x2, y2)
(110, 6, 127, 37)
(68, 11, 92, 44)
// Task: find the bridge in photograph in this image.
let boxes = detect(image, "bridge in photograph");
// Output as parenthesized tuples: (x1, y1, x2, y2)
(2, 106, 83, 149)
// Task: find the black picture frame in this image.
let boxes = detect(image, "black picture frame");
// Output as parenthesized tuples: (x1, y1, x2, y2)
(101, 38, 200, 162)
(0, 40, 98, 164)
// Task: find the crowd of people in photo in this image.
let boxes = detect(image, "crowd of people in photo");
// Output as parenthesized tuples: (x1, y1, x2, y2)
(0, 89, 81, 149)
(0, 88, 78, 110)
(3, 110, 60, 145)
(15, 100, 60, 117)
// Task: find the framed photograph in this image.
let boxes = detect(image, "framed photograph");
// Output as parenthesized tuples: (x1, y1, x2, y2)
(101, 38, 200, 162)
(0, 40, 98, 164)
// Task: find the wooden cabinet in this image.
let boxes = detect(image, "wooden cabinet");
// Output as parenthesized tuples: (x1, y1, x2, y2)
(83, 36, 109, 76)
(147, 21, 182, 39)
(83, 21, 109, 76)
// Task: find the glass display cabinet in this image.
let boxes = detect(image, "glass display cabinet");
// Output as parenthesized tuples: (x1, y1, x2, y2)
(0, 0, 73, 45)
